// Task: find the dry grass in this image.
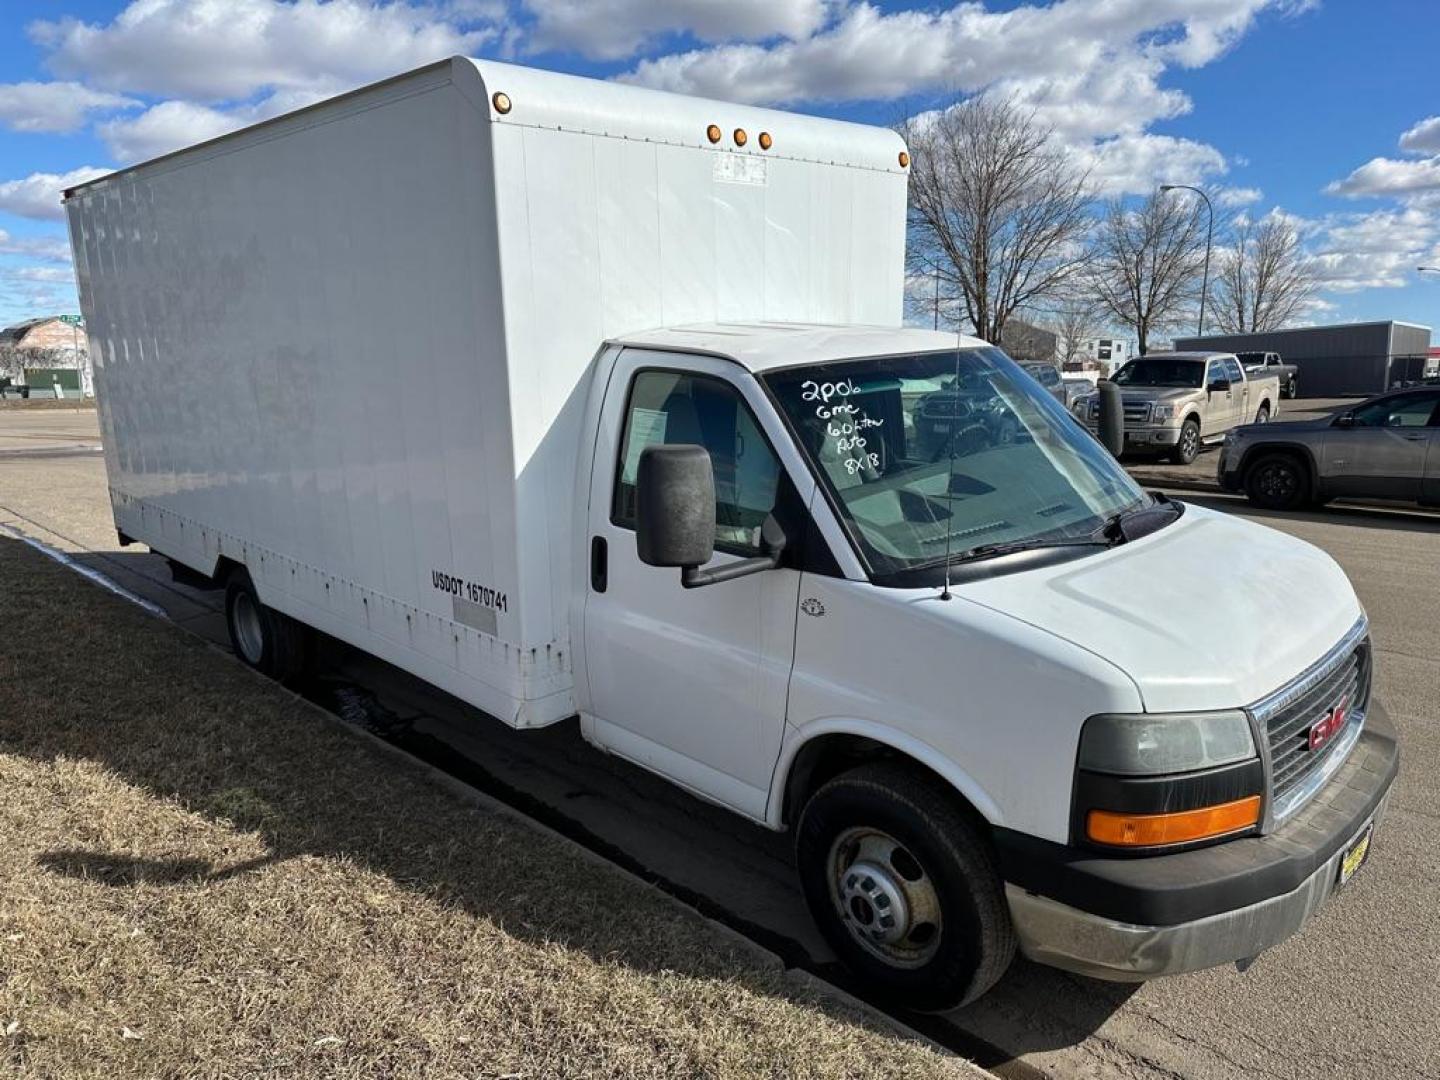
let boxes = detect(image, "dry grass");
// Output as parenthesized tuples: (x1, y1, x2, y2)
(0, 537, 971, 1079)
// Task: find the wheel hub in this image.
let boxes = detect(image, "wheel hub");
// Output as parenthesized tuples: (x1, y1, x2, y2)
(827, 827, 943, 968)
(838, 860, 911, 946)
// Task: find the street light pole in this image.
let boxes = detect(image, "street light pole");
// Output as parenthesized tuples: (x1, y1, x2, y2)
(1419, 266, 1440, 274)
(1160, 184, 1214, 338)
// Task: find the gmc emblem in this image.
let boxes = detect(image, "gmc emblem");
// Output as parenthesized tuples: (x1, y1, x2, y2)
(1308, 698, 1350, 752)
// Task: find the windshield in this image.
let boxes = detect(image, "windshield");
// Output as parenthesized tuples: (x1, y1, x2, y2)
(1112, 358, 1205, 388)
(764, 347, 1148, 581)
(1236, 352, 1265, 366)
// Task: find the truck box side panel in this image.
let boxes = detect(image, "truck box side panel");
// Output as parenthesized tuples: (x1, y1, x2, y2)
(68, 71, 565, 726)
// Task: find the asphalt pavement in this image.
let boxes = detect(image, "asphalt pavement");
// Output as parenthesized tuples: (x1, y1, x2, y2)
(2, 408, 1437, 1079)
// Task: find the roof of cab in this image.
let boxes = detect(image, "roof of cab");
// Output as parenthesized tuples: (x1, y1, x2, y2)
(610, 323, 991, 373)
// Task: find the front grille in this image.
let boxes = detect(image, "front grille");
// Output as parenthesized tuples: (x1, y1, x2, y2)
(1250, 620, 1372, 824)
(1122, 400, 1152, 425)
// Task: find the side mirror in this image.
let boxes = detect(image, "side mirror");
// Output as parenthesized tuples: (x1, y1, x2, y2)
(1334, 412, 1354, 428)
(1208, 378, 1231, 393)
(635, 444, 716, 569)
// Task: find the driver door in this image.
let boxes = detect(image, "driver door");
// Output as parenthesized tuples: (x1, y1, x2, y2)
(1203, 360, 1237, 436)
(582, 349, 808, 820)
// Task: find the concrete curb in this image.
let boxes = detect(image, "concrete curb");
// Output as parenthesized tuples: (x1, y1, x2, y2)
(0, 516, 998, 1079)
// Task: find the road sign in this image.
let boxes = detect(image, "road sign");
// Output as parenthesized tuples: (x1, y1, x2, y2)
(58, 314, 84, 327)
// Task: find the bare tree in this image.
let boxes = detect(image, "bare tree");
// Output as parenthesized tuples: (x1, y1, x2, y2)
(1087, 193, 1208, 355)
(1045, 299, 1102, 367)
(902, 96, 1093, 345)
(1212, 214, 1317, 333)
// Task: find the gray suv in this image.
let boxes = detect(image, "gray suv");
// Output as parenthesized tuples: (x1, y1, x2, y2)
(1219, 387, 1440, 509)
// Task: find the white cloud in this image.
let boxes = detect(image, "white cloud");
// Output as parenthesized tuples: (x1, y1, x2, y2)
(0, 167, 112, 221)
(1327, 155, 1440, 199)
(96, 89, 327, 162)
(1309, 206, 1439, 292)
(31, 0, 493, 103)
(1082, 133, 1228, 197)
(619, 0, 1280, 105)
(0, 81, 136, 133)
(1215, 186, 1263, 207)
(1399, 116, 1440, 155)
(0, 229, 73, 264)
(525, 0, 829, 61)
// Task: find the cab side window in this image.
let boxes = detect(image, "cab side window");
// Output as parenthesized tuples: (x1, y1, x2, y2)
(1350, 391, 1440, 428)
(1224, 358, 1244, 383)
(612, 370, 782, 556)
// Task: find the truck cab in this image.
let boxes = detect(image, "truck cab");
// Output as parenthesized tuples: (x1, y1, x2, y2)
(575, 324, 1395, 1008)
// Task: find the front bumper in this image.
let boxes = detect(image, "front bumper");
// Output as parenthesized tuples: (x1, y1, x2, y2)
(997, 700, 1399, 981)
(1082, 421, 1182, 449)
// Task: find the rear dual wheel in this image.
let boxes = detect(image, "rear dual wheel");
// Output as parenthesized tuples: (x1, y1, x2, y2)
(796, 763, 1015, 1011)
(225, 567, 309, 683)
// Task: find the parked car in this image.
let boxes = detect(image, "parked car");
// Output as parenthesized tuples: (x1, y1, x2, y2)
(1073, 351, 1280, 465)
(915, 371, 1022, 459)
(1238, 351, 1299, 399)
(66, 55, 1397, 1010)
(1219, 386, 1440, 509)
(1019, 361, 1076, 407)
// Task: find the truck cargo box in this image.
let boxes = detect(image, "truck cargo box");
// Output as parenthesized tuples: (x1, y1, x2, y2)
(65, 56, 907, 727)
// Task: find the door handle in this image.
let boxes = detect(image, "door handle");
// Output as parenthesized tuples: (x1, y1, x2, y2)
(1402, 433, 1427, 441)
(590, 536, 608, 592)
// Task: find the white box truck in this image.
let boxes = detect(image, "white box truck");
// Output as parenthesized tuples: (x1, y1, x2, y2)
(65, 57, 1397, 1009)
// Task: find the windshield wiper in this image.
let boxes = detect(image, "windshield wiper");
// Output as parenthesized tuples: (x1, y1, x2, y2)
(1095, 495, 1184, 545)
(909, 535, 1108, 572)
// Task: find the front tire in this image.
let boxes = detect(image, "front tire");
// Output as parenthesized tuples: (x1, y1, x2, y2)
(225, 567, 308, 683)
(1244, 452, 1309, 510)
(1169, 418, 1201, 465)
(796, 763, 1015, 1011)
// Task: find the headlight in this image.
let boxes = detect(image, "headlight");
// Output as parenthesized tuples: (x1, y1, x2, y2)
(1078, 710, 1255, 775)
(1075, 710, 1262, 849)
(1150, 403, 1174, 421)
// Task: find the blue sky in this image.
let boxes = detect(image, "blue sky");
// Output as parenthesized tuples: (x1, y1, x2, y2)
(2, 0, 1438, 338)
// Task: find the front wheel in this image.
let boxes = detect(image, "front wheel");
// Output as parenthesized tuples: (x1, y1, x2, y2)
(1245, 452, 1309, 510)
(795, 763, 1015, 1011)
(1169, 418, 1201, 465)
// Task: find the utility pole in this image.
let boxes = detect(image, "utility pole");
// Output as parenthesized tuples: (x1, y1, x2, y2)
(1160, 184, 1215, 337)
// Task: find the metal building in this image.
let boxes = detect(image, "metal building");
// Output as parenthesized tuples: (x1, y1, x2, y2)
(1173, 321, 1431, 397)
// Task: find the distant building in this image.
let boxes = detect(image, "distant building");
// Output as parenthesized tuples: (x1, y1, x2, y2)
(1174, 321, 1431, 396)
(0, 315, 91, 395)
(1074, 337, 1131, 376)
(1000, 319, 1058, 363)
(0, 316, 81, 354)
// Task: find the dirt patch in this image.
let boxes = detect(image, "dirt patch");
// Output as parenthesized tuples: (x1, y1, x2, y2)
(0, 537, 972, 1079)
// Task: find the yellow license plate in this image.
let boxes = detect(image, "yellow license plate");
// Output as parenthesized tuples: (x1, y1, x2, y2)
(1339, 826, 1373, 886)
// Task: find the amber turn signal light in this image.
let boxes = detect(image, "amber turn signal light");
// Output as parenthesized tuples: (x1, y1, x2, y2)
(492, 92, 512, 115)
(706, 124, 722, 144)
(898, 150, 910, 168)
(1086, 796, 1261, 848)
(733, 128, 748, 147)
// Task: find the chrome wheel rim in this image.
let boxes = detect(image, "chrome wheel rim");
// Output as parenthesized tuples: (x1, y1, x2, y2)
(1180, 426, 1198, 460)
(827, 826, 943, 968)
(231, 591, 266, 664)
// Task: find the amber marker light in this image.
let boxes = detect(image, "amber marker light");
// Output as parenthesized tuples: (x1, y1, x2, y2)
(758, 131, 773, 150)
(706, 124, 722, 144)
(733, 128, 748, 147)
(898, 151, 910, 168)
(1087, 795, 1261, 848)
(492, 92, 512, 114)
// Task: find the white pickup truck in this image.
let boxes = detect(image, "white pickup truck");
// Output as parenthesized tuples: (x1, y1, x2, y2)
(65, 57, 1397, 1009)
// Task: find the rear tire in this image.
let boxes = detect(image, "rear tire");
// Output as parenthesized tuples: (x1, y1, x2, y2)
(1255, 403, 1270, 424)
(225, 567, 308, 683)
(1169, 418, 1201, 465)
(1244, 452, 1310, 511)
(795, 763, 1015, 1011)
(1283, 376, 1297, 400)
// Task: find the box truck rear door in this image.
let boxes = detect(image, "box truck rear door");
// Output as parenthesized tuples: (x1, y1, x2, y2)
(583, 349, 805, 820)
